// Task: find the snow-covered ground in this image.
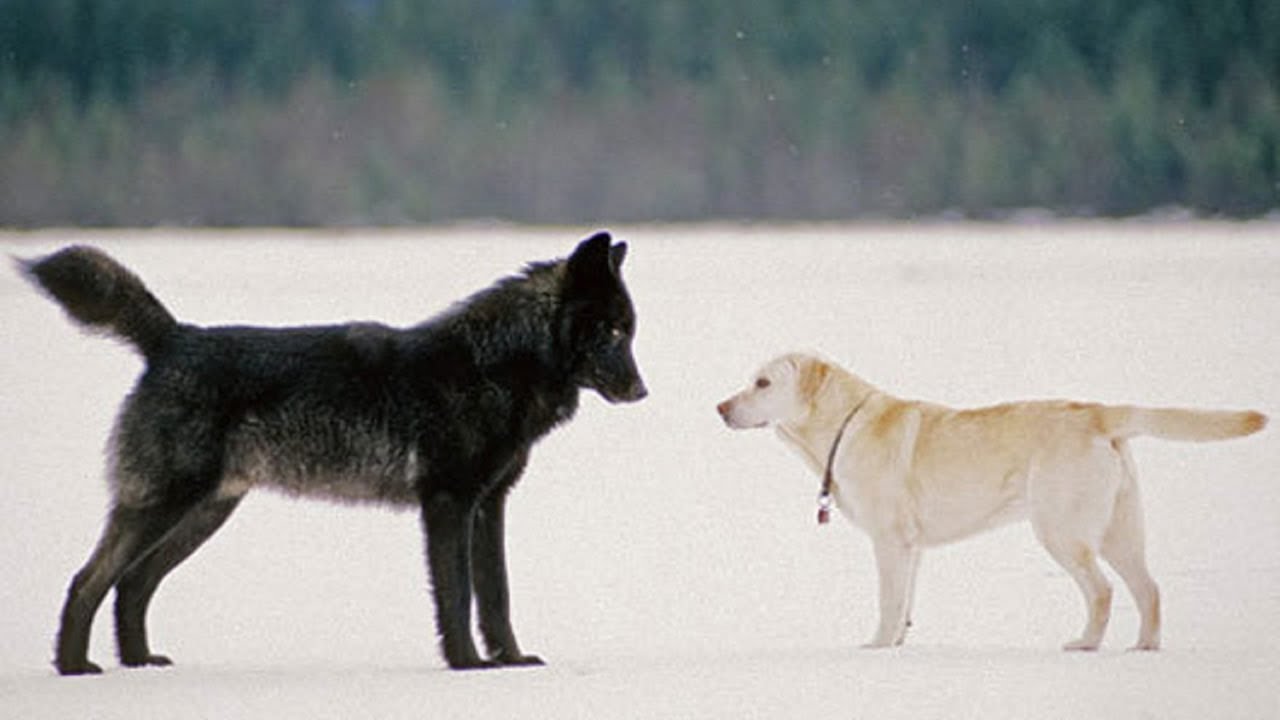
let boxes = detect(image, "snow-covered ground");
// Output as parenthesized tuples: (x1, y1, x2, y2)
(1, 223, 1277, 719)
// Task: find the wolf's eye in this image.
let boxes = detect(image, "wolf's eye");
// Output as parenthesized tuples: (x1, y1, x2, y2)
(755, 377, 771, 390)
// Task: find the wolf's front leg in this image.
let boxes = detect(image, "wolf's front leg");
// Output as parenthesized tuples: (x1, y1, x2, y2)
(472, 486, 543, 666)
(421, 491, 492, 670)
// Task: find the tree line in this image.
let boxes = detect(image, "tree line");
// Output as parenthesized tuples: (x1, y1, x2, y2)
(2, 0, 1277, 225)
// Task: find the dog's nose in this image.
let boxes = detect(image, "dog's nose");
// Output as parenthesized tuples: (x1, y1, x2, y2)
(716, 400, 732, 418)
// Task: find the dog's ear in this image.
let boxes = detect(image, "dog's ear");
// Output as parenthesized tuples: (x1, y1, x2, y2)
(797, 357, 830, 403)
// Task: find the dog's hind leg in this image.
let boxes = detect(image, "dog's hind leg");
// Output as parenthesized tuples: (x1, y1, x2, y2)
(1101, 523, 1160, 651)
(1045, 541, 1113, 651)
(114, 496, 242, 668)
(421, 490, 491, 670)
(56, 504, 188, 675)
(1032, 448, 1121, 651)
(1100, 443, 1160, 651)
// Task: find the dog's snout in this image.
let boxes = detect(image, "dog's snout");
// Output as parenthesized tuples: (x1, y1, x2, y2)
(716, 399, 732, 418)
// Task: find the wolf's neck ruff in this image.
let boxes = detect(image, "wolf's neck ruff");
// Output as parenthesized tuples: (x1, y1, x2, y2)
(817, 394, 872, 525)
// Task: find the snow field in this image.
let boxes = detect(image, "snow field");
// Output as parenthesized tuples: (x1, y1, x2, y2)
(1, 222, 1276, 718)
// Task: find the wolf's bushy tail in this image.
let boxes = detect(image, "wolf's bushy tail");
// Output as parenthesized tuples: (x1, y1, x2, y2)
(1101, 405, 1267, 442)
(21, 245, 177, 360)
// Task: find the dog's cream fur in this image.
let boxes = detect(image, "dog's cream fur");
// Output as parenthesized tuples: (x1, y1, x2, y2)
(717, 353, 1267, 651)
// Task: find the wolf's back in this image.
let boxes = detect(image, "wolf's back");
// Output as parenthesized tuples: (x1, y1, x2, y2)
(22, 245, 177, 360)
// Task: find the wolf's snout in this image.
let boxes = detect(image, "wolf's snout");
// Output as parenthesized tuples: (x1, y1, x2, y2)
(603, 377, 648, 403)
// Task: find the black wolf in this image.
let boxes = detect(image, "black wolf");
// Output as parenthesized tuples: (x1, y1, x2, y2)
(22, 232, 647, 675)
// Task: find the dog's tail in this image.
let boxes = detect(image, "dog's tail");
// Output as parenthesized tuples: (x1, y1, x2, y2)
(20, 245, 178, 361)
(1101, 405, 1267, 443)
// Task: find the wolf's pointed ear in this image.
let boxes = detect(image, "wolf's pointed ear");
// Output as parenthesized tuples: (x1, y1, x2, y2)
(566, 231, 614, 284)
(609, 242, 627, 274)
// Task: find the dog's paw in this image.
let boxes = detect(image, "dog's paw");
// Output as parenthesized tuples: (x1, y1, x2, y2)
(860, 640, 897, 650)
(1062, 638, 1101, 652)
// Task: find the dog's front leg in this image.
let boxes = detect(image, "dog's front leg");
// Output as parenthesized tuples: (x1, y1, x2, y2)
(900, 545, 922, 644)
(421, 491, 491, 670)
(865, 537, 917, 649)
(472, 485, 543, 666)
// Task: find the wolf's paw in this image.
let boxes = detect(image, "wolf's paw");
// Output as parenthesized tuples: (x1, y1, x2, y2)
(55, 659, 103, 676)
(123, 653, 173, 668)
(447, 656, 501, 671)
(495, 653, 544, 667)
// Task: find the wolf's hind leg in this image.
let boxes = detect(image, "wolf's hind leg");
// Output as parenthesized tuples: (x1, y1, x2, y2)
(114, 497, 242, 668)
(56, 504, 187, 675)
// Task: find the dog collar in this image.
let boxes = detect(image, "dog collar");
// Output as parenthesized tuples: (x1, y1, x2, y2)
(817, 394, 872, 525)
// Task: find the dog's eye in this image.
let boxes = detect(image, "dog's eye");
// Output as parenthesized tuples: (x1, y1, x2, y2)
(609, 327, 626, 344)
(755, 377, 771, 390)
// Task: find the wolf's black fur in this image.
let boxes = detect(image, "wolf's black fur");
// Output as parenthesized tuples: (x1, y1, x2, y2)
(23, 233, 647, 675)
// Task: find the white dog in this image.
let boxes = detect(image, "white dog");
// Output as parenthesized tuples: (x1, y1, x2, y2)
(717, 353, 1266, 651)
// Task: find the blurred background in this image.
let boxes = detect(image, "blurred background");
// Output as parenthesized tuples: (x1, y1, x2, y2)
(1, 0, 1278, 227)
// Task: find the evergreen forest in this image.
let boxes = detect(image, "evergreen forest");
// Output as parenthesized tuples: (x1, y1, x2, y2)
(2, 0, 1277, 225)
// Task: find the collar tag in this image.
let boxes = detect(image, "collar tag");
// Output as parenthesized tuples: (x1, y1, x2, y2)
(816, 492, 834, 525)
